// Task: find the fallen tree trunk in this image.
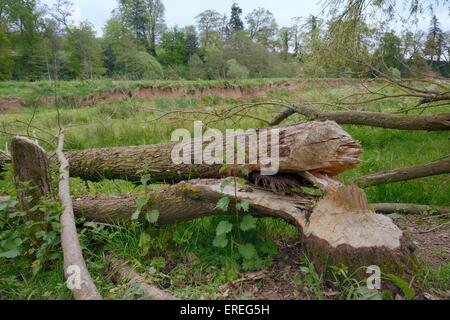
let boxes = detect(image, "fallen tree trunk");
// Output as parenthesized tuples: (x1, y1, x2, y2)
(373, 203, 450, 215)
(64, 121, 362, 183)
(73, 179, 416, 276)
(270, 105, 450, 131)
(356, 158, 450, 188)
(107, 255, 177, 300)
(57, 131, 102, 300)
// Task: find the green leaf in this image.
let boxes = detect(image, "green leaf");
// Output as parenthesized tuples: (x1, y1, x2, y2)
(237, 200, 250, 213)
(215, 197, 230, 212)
(132, 195, 150, 221)
(140, 174, 151, 186)
(216, 220, 233, 236)
(240, 214, 257, 231)
(0, 250, 21, 259)
(213, 234, 229, 248)
(386, 274, 415, 300)
(220, 179, 233, 192)
(238, 243, 257, 260)
(0, 237, 23, 259)
(145, 210, 160, 224)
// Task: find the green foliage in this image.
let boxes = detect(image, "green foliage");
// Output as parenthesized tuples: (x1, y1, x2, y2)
(0, 197, 63, 275)
(64, 22, 105, 79)
(158, 27, 186, 66)
(0, 28, 14, 80)
(187, 54, 206, 79)
(225, 59, 249, 79)
(385, 274, 416, 300)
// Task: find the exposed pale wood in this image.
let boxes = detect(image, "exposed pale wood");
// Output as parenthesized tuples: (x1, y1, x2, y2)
(270, 105, 450, 131)
(73, 179, 415, 274)
(373, 203, 450, 215)
(64, 121, 362, 183)
(57, 131, 102, 300)
(10, 137, 52, 213)
(356, 158, 450, 188)
(107, 255, 177, 300)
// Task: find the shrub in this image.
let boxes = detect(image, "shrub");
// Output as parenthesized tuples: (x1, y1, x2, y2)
(225, 59, 249, 79)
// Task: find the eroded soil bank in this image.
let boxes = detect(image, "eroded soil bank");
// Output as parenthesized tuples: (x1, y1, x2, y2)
(0, 79, 358, 111)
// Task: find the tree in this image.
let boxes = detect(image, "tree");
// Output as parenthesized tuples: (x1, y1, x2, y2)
(227, 3, 244, 36)
(103, 17, 163, 79)
(278, 27, 293, 60)
(245, 8, 278, 49)
(424, 15, 444, 65)
(184, 25, 198, 63)
(374, 31, 402, 71)
(1, 0, 44, 80)
(64, 22, 105, 79)
(0, 27, 14, 80)
(158, 27, 186, 66)
(118, 0, 165, 56)
(187, 54, 206, 79)
(225, 59, 249, 79)
(195, 10, 222, 48)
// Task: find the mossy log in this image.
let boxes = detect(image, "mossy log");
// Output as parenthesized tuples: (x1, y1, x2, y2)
(64, 121, 362, 183)
(73, 179, 416, 276)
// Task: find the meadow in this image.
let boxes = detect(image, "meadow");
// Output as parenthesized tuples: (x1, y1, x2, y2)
(0, 79, 449, 300)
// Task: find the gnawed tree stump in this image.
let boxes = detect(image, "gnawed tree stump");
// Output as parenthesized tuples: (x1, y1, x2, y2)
(11, 137, 53, 213)
(73, 179, 416, 276)
(64, 121, 362, 183)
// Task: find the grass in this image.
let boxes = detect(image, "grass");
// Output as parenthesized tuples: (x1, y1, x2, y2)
(0, 79, 449, 300)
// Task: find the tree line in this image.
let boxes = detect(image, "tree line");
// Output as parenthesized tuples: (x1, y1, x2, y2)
(0, 0, 449, 81)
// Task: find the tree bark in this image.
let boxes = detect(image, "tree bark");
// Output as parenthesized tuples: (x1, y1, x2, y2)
(57, 131, 102, 300)
(356, 158, 450, 188)
(373, 203, 450, 215)
(270, 105, 450, 131)
(107, 255, 177, 300)
(0, 149, 10, 172)
(73, 179, 416, 275)
(11, 137, 53, 213)
(64, 121, 363, 183)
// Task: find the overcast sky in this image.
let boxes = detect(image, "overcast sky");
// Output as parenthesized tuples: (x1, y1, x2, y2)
(41, 0, 449, 36)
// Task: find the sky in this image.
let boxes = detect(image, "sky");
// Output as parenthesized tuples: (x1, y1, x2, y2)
(40, 0, 450, 36)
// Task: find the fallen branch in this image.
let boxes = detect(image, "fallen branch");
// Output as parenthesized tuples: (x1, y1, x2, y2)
(373, 203, 450, 215)
(56, 130, 102, 300)
(356, 158, 450, 188)
(107, 255, 177, 300)
(73, 179, 416, 275)
(270, 104, 450, 131)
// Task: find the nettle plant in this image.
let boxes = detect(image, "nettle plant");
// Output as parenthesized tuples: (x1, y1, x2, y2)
(0, 196, 62, 275)
(213, 163, 277, 271)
